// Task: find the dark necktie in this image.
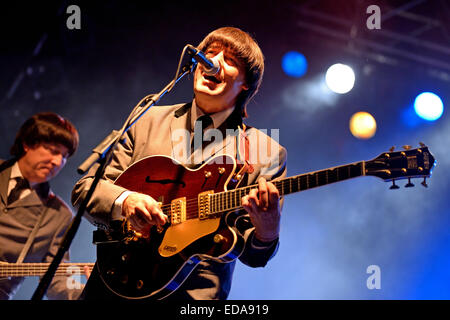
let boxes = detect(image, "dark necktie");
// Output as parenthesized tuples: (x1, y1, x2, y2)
(191, 114, 213, 152)
(8, 177, 30, 205)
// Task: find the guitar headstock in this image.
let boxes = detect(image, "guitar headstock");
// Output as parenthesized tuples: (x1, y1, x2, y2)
(365, 143, 436, 189)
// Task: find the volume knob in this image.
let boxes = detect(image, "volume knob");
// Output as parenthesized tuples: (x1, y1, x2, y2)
(214, 234, 227, 244)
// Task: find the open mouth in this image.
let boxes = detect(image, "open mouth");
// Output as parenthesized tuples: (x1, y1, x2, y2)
(203, 74, 221, 84)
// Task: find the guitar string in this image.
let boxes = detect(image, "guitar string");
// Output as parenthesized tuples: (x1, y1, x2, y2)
(0, 270, 92, 274)
(158, 168, 350, 212)
(0, 264, 94, 276)
(159, 178, 301, 219)
(140, 168, 357, 221)
(157, 178, 297, 220)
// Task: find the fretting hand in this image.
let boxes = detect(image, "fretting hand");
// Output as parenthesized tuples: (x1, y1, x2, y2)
(241, 177, 281, 243)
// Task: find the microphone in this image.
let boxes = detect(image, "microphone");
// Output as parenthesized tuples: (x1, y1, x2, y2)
(186, 45, 220, 76)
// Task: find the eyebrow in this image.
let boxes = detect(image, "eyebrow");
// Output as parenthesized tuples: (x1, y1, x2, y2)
(207, 43, 244, 68)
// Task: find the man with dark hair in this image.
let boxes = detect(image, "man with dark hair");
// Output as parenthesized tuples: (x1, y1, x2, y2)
(0, 112, 87, 299)
(196, 26, 265, 118)
(72, 26, 286, 300)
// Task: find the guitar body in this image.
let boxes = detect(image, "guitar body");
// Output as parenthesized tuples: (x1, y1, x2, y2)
(95, 154, 247, 299)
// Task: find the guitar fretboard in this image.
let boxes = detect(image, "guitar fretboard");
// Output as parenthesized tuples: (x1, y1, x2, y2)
(0, 263, 94, 277)
(210, 161, 364, 213)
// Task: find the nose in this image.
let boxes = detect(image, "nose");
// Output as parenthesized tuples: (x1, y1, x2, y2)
(210, 51, 225, 67)
(51, 153, 64, 167)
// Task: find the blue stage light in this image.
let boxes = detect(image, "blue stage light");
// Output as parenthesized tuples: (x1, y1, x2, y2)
(282, 51, 308, 78)
(414, 92, 444, 121)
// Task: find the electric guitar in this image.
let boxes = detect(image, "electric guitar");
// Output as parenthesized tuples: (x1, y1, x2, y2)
(94, 144, 435, 299)
(0, 262, 94, 277)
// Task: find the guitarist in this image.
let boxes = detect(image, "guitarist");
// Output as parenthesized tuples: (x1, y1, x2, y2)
(0, 112, 89, 299)
(72, 26, 287, 300)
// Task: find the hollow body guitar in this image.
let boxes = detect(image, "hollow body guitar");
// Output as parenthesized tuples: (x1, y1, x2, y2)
(94, 146, 435, 300)
(95, 154, 246, 300)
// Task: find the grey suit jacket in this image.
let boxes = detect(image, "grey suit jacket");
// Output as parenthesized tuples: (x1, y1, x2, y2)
(0, 160, 82, 300)
(72, 102, 287, 299)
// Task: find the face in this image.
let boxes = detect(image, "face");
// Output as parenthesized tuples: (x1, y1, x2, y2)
(18, 143, 69, 183)
(193, 42, 249, 113)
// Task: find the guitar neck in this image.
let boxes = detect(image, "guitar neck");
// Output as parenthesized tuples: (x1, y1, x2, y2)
(0, 263, 94, 277)
(211, 161, 365, 213)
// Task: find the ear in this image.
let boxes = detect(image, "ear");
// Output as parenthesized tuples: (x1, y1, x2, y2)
(22, 143, 36, 154)
(241, 83, 249, 91)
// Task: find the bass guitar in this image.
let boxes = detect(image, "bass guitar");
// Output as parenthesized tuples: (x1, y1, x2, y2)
(94, 144, 435, 299)
(0, 262, 94, 277)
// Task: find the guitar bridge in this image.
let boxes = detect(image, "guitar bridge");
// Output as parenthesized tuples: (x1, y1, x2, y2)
(198, 190, 214, 220)
(170, 197, 186, 225)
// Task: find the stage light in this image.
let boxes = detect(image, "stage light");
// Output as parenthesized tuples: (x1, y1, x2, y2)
(349, 111, 377, 139)
(325, 63, 355, 94)
(282, 51, 308, 78)
(414, 92, 444, 121)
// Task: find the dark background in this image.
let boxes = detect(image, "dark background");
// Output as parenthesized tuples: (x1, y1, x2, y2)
(1, 0, 449, 299)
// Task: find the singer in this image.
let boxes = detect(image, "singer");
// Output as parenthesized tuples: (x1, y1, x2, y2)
(72, 26, 287, 300)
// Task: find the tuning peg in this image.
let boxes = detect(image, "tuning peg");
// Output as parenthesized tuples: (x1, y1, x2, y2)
(389, 146, 395, 152)
(390, 180, 400, 190)
(421, 178, 428, 188)
(402, 145, 411, 150)
(419, 142, 426, 148)
(405, 178, 414, 188)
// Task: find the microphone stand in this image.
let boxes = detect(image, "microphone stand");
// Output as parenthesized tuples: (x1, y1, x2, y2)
(31, 48, 197, 300)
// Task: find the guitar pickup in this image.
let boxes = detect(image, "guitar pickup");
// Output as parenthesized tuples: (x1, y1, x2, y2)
(170, 197, 186, 225)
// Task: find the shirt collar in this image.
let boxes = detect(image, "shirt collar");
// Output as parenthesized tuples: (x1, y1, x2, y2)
(10, 162, 38, 189)
(10, 162, 22, 180)
(190, 99, 235, 131)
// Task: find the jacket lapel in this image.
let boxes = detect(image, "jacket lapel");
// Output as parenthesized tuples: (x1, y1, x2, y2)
(7, 190, 45, 209)
(170, 103, 192, 163)
(7, 179, 50, 209)
(0, 164, 11, 206)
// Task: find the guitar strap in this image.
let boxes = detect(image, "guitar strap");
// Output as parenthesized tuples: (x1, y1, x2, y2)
(234, 123, 254, 185)
(16, 204, 50, 263)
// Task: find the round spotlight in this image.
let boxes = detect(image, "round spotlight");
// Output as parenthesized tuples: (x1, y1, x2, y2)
(325, 63, 355, 94)
(282, 51, 308, 78)
(349, 111, 377, 139)
(414, 92, 444, 121)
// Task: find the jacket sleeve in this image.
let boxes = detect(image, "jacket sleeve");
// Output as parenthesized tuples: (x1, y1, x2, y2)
(71, 128, 136, 228)
(237, 144, 287, 268)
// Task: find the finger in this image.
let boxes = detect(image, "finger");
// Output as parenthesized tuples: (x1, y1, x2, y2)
(83, 265, 91, 279)
(139, 204, 153, 223)
(132, 206, 153, 230)
(149, 202, 168, 225)
(267, 182, 280, 207)
(248, 188, 259, 211)
(141, 198, 158, 223)
(154, 211, 168, 226)
(241, 195, 254, 213)
(258, 178, 269, 211)
(156, 202, 169, 224)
